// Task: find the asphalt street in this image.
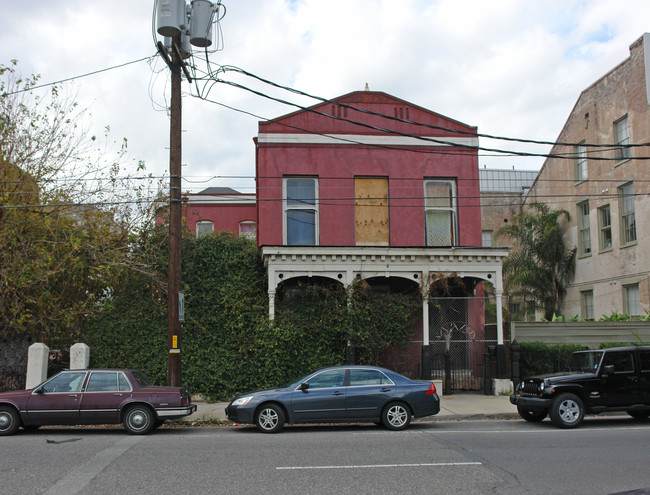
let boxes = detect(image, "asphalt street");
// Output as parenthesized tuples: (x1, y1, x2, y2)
(2, 417, 650, 495)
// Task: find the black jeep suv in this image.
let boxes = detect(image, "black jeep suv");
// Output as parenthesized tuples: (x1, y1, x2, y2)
(510, 345, 650, 428)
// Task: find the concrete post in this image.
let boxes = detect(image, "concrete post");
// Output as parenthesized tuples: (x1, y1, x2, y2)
(26, 343, 49, 390)
(70, 343, 90, 370)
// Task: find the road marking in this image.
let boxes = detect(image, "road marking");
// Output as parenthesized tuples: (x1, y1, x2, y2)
(277, 462, 482, 470)
(43, 435, 145, 495)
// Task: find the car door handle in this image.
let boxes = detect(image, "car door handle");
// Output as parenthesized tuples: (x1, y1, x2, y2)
(333, 391, 344, 396)
(113, 393, 123, 396)
(381, 388, 392, 392)
(68, 394, 78, 398)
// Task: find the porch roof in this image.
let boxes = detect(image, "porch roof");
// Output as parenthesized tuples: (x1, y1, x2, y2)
(260, 245, 509, 293)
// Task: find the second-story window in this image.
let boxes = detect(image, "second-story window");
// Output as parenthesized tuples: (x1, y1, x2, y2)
(598, 205, 612, 252)
(618, 182, 636, 246)
(239, 221, 256, 240)
(196, 220, 214, 237)
(284, 177, 318, 246)
(424, 180, 457, 246)
(614, 116, 630, 162)
(577, 201, 591, 257)
(574, 141, 587, 182)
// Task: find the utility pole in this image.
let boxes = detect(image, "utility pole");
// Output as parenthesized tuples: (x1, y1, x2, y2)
(167, 33, 183, 387)
(156, 0, 218, 387)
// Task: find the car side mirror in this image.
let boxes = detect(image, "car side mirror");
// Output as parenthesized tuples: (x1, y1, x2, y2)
(603, 364, 615, 376)
(299, 382, 309, 391)
(33, 387, 43, 394)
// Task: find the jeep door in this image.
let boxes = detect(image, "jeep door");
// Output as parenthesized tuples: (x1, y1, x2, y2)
(638, 350, 650, 405)
(601, 351, 640, 406)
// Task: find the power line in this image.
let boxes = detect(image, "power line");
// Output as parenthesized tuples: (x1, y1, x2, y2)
(216, 65, 650, 151)
(3, 56, 156, 96)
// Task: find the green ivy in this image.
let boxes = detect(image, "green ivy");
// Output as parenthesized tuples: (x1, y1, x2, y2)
(84, 231, 422, 400)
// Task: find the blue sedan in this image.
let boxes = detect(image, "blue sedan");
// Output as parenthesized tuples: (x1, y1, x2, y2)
(225, 366, 440, 433)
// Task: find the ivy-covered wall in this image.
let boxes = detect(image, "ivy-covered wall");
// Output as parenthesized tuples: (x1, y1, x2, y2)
(84, 232, 420, 401)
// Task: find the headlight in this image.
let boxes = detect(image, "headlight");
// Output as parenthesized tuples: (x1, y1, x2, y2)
(539, 382, 545, 391)
(232, 396, 253, 406)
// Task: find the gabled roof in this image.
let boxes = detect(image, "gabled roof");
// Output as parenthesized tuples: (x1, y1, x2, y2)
(259, 90, 477, 137)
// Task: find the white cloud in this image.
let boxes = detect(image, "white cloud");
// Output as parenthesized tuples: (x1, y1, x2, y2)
(3, 0, 650, 191)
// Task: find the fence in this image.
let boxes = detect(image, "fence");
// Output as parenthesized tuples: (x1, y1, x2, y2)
(378, 296, 499, 393)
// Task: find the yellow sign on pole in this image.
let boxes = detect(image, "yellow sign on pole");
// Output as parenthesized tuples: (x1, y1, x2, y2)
(172, 335, 178, 348)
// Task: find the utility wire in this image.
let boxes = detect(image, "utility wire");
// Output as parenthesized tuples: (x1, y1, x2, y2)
(3, 56, 156, 96)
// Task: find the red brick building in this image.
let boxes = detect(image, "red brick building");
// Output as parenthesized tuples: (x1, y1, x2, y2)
(255, 90, 508, 381)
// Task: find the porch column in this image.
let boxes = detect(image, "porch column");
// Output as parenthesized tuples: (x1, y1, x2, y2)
(422, 294, 430, 345)
(495, 288, 504, 345)
(268, 290, 276, 321)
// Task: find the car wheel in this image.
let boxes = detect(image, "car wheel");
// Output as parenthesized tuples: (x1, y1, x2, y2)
(0, 406, 21, 436)
(255, 404, 285, 433)
(123, 405, 155, 435)
(517, 405, 547, 422)
(550, 393, 584, 428)
(382, 402, 412, 431)
(627, 410, 650, 420)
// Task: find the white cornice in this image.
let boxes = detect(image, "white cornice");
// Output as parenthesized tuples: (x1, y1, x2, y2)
(258, 133, 478, 148)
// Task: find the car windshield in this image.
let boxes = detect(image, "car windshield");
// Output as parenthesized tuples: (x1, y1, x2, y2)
(566, 351, 603, 372)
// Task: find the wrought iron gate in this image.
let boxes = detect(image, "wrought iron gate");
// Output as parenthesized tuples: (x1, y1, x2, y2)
(429, 297, 497, 393)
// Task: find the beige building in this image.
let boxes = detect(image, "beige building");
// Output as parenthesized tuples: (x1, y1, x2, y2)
(525, 33, 650, 320)
(479, 168, 537, 248)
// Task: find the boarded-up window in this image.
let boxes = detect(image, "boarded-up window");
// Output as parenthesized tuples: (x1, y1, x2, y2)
(355, 177, 389, 246)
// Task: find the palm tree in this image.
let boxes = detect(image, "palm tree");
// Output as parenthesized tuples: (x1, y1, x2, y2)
(497, 203, 576, 320)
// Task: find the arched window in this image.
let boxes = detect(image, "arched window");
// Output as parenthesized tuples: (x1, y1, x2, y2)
(196, 220, 214, 237)
(239, 220, 256, 239)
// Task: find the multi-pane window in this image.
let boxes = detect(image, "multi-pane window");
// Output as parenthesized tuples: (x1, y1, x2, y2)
(284, 177, 318, 246)
(614, 116, 630, 162)
(482, 230, 493, 247)
(580, 290, 594, 320)
(196, 221, 214, 237)
(577, 201, 591, 256)
(623, 283, 641, 316)
(598, 205, 612, 252)
(574, 141, 587, 182)
(424, 180, 457, 246)
(618, 182, 636, 245)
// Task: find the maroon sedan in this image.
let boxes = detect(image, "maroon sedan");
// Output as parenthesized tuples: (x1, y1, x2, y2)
(0, 369, 196, 435)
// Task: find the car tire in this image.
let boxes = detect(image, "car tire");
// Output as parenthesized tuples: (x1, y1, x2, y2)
(0, 406, 21, 436)
(627, 410, 650, 420)
(517, 405, 547, 422)
(381, 402, 412, 431)
(550, 393, 584, 428)
(123, 405, 155, 435)
(255, 404, 285, 433)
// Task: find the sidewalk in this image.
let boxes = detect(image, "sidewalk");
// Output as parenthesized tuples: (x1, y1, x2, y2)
(185, 393, 518, 423)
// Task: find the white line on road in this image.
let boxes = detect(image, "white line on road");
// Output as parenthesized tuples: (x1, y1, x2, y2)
(277, 462, 482, 470)
(43, 435, 146, 495)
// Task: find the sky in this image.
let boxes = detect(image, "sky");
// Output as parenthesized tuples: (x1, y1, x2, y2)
(3, 0, 650, 195)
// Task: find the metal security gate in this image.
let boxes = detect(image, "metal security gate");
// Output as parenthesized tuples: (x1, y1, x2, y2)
(375, 295, 498, 393)
(429, 297, 497, 393)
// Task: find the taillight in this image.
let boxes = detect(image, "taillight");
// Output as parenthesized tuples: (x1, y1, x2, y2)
(181, 396, 189, 405)
(426, 383, 437, 395)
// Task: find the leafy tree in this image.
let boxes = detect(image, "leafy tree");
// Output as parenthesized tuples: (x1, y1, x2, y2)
(497, 202, 576, 320)
(0, 61, 162, 343)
